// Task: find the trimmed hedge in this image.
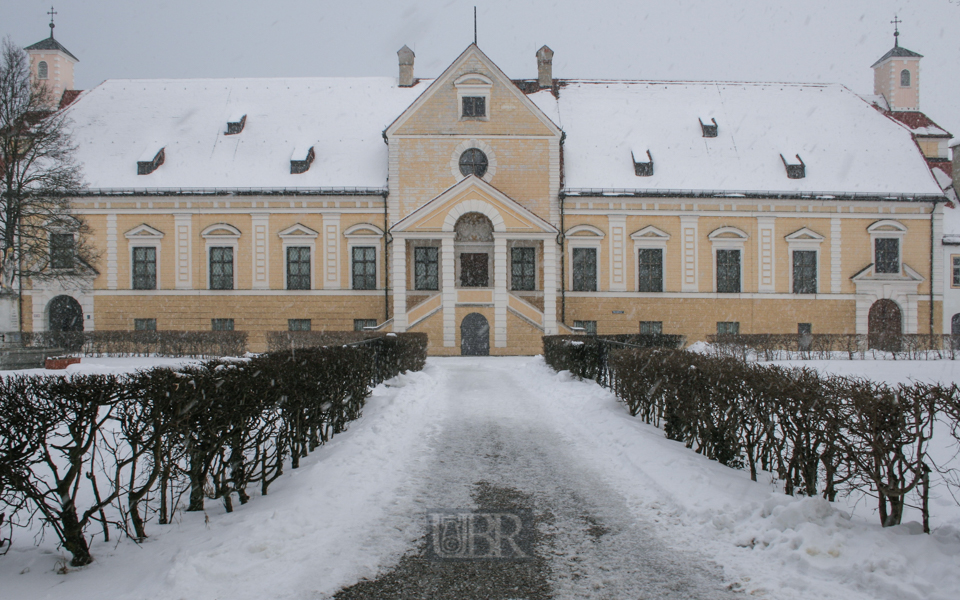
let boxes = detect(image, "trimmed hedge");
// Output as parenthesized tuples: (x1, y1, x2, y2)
(543, 334, 685, 382)
(706, 333, 960, 361)
(18, 330, 248, 357)
(0, 333, 427, 566)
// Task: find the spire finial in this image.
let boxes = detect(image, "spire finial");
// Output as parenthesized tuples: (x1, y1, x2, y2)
(47, 5, 57, 39)
(891, 14, 901, 47)
(473, 6, 477, 45)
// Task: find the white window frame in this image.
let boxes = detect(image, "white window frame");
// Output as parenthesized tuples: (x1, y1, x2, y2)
(202, 223, 241, 290)
(124, 224, 164, 290)
(867, 220, 907, 277)
(784, 227, 825, 294)
(508, 241, 540, 292)
(708, 227, 748, 293)
(454, 73, 493, 122)
(565, 225, 604, 292)
(344, 223, 384, 291)
(278, 223, 319, 291)
(631, 225, 670, 293)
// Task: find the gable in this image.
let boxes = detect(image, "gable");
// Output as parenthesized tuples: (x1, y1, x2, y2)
(389, 45, 559, 138)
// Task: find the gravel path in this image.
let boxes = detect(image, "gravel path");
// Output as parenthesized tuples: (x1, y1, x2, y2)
(335, 358, 737, 600)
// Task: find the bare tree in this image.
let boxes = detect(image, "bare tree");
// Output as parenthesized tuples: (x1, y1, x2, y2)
(0, 37, 95, 329)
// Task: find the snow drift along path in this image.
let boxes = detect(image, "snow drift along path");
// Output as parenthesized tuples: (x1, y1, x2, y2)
(2, 357, 959, 599)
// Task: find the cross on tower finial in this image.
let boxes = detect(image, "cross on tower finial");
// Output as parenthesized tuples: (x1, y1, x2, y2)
(891, 14, 901, 47)
(47, 6, 57, 39)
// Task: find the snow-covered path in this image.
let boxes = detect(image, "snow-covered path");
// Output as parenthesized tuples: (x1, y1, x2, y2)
(3, 356, 959, 600)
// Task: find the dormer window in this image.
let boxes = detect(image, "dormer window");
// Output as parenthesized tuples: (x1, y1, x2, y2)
(37, 61, 48, 80)
(900, 69, 911, 87)
(699, 117, 718, 138)
(290, 146, 315, 174)
(631, 149, 654, 177)
(462, 96, 486, 118)
(781, 154, 805, 179)
(225, 115, 246, 135)
(137, 148, 165, 175)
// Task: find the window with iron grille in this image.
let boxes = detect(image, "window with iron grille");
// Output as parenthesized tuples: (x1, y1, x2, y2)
(637, 248, 663, 292)
(352, 247, 377, 290)
(792, 250, 817, 294)
(209, 247, 234, 290)
(132, 247, 157, 290)
(716, 249, 741, 293)
(354, 319, 377, 332)
(639, 321, 663, 335)
(953, 256, 960, 287)
(573, 320, 597, 335)
(415, 247, 439, 290)
(511, 247, 536, 291)
(875, 238, 900, 274)
(286, 246, 311, 290)
(211, 318, 234, 331)
(288, 319, 311, 331)
(717, 321, 740, 335)
(458, 148, 488, 177)
(461, 96, 486, 117)
(50, 233, 74, 269)
(134, 318, 156, 331)
(572, 248, 597, 292)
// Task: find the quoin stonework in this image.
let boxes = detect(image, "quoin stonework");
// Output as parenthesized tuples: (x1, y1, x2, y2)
(16, 25, 957, 355)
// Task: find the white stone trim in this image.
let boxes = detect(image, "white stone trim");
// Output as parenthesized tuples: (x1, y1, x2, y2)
(494, 237, 507, 347)
(322, 214, 341, 290)
(631, 225, 670, 293)
(708, 226, 748, 293)
(566, 235, 602, 292)
(251, 213, 270, 290)
(449, 139, 498, 183)
(543, 239, 558, 335)
(442, 197, 506, 232)
(174, 213, 193, 290)
(392, 240, 408, 330)
(203, 226, 240, 291)
(454, 73, 493, 123)
(757, 217, 776, 293)
(106, 214, 118, 290)
(278, 223, 319, 291)
(441, 237, 456, 346)
(867, 219, 908, 276)
(830, 218, 842, 293)
(680, 215, 699, 292)
(124, 224, 164, 290)
(607, 215, 627, 292)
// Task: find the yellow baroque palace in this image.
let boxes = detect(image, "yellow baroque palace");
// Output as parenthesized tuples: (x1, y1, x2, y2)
(18, 38, 953, 355)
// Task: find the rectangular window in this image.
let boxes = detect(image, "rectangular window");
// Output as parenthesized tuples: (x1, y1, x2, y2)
(716, 249, 741, 293)
(351, 247, 377, 290)
(134, 318, 156, 331)
(50, 233, 75, 269)
(572, 248, 597, 292)
(511, 247, 536, 291)
(637, 248, 663, 292)
(132, 247, 157, 290)
(286, 246, 311, 290)
(639, 321, 663, 335)
(717, 321, 740, 335)
(875, 238, 900, 274)
(953, 256, 960, 287)
(573, 320, 597, 335)
(798, 323, 813, 351)
(462, 96, 486, 117)
(211, 318, 234, 331)
(288, 319, 311, 331)
(792, 250, 817, 294)
(354, 319, 377, 332)
(209, 247, 234, 290)
(415, 247, 439, 291)
(460, 253, 489, 287)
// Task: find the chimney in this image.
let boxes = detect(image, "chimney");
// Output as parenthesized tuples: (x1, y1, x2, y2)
(536, 45, 554, 89)
(398, 45, 415, 87)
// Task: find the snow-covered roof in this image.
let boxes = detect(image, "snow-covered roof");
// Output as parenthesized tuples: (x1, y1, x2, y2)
(64, 77, 429, 191)
(883, 111, 952, 138)
(528, 81, 944, 197)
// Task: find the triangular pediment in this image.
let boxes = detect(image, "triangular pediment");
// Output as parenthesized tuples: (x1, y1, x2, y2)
(278, 223, 319, 238)
(391, 175, 557, 235)
(631, 225, 670, 241)
(784, 227, 825, 242)
(124, 224, 165, 239)
(386, 44, 560, 138)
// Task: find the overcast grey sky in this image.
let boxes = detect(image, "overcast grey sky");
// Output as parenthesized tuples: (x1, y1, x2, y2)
(2, 0, 958, 135)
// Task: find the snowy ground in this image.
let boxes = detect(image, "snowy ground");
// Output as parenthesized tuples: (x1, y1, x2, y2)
(1, 356, 959, 599)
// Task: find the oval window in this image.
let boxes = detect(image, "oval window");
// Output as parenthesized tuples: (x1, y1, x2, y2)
(458, 148, 488, 178)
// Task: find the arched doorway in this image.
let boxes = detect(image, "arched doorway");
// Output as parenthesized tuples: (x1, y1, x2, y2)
(868, 299, 901, 351)
(47, 295, 84, 351)
(460, 313, 490, 356)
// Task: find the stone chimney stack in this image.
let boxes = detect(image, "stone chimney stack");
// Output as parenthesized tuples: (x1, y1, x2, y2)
(398, 45, 415, 87)
(537, 45, 554, 89)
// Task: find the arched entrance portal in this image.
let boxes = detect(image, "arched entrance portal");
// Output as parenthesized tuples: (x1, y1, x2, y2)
(868, 299, 901, 351)
(48, 295, 84, 332)
(460, 313, 490, 356)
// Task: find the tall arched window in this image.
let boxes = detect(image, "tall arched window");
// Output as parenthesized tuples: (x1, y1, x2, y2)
(900, 69, 911, 87)
(38, 61, 48, 79)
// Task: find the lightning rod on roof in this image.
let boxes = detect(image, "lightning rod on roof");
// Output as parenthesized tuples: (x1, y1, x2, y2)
(474, 7, 477, 45)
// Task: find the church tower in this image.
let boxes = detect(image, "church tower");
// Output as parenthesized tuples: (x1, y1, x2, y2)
(871, 18, 921, 112)
(24, 8, 78, 107)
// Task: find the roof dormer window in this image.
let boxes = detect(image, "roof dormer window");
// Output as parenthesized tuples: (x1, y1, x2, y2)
(137, 148, 165, 175)
(225, 114, 246, 135)
(781, 154, 805, 179)
(631, 149, 654, 177)
(290, 146, 315, 174)
(699, 117, 718, 138)
(900, 69, 911, 87)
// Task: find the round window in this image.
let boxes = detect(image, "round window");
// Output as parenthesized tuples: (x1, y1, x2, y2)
(458, 148, 488, 178)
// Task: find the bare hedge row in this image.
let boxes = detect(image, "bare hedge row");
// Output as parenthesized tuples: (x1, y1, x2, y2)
(544, 338, 960, 531)
(0, 333, 427, 567)
(18, 330, 249, 357)
(706, 333, 960, 361)
(542, 334, 685, 382)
